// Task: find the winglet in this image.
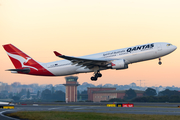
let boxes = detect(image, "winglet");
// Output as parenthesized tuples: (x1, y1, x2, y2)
(54, 51, 62, 56)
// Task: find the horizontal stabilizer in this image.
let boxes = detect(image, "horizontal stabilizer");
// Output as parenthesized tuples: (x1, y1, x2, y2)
(6, 68, 30, 73)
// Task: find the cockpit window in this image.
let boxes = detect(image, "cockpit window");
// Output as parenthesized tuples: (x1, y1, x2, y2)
(167, 44, 172, 46)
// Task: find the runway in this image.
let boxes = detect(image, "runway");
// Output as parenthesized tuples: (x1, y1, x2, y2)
(0, 104, 180, 120)
(14, 105, 180, 115)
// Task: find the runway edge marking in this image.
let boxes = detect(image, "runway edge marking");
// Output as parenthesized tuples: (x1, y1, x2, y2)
(0, 110, 19, 120)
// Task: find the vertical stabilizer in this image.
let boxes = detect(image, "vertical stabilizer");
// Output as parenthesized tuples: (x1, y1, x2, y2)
(3, 44, 54, 76)
(3, 44, 38, 70)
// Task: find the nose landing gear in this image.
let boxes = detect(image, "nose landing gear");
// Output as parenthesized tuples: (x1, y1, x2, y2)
(158, 58, 162, 65)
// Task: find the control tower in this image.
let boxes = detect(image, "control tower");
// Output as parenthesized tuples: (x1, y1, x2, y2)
(63, 76, 80, 102)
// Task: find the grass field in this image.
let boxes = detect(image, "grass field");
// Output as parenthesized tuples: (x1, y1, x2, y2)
(7, 111, 180, 120)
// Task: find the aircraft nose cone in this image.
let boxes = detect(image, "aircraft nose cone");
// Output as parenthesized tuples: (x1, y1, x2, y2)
(173, 45, 177, 51)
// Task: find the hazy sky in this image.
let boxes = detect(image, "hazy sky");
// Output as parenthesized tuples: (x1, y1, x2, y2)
(0, 0, 180, 87)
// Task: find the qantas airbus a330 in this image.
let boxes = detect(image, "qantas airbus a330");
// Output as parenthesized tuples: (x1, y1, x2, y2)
(3, 42, 177, 81)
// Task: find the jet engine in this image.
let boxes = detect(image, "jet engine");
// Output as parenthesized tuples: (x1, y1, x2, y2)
(108, 59, 128, 70)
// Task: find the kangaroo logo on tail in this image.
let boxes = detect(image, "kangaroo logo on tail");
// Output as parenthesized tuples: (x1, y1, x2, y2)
(3, 44, 39, 71)
(6, 52, 38, 71)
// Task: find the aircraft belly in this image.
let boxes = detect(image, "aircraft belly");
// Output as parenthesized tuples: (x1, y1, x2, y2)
(47, 66, 78, 76)
(76, 67, 93, 73)
(154, 49, 170, 58)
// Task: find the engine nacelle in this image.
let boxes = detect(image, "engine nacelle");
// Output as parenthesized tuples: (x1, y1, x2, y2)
(109, 59, 128, 70)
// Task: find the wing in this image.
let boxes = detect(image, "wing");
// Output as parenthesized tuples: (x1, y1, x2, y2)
(54, 51, 109, 69)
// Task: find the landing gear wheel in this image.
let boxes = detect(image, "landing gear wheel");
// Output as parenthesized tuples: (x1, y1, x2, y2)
(97, 73, 102, 77)
(90, 68, 102, 81)
(158, 58, 162, 65)
(91, 77, 97, 81)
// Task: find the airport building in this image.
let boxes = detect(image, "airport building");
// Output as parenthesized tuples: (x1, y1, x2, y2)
(87, 87, 116, 101)
(63, 76, 80, 102)
(92, 90, 144, 102)
(88, 87, 144, 102)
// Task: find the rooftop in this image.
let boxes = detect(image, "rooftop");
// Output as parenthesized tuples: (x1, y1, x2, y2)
(93, 90, 144, 94)
(87, 87, 116, 89)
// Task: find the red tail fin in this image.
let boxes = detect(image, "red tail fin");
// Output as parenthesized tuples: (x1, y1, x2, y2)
(3, 44, 54, 76)
(3, 44, 38, 70)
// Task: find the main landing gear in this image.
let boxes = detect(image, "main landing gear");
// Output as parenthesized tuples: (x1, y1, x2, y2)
(91, 70, 102, 81)
(158, 57, 162, 65)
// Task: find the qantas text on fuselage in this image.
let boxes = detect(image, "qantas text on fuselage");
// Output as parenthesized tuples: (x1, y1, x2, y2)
(3, 42, 177, 81)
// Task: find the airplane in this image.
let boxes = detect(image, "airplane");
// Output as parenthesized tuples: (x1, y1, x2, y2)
(3, 42, 177, 81)
(0, 102, 10, 105)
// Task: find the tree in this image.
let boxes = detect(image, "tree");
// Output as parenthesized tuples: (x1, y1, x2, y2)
(27, 89, 30, 99)
(132, 96, 158, 102)
(41, 89, 52, 100)
(12, 96, 20, 101)
(78, 90, 88, 101)
(169, 95, 180, 102)
(132, 97, 148, 102)
(52, 90, 65, 101)
(159, 89, 180, 96)
(9, 92, 13, 98)
(159, 89, 171, 96)
(81, 90, 87, 94)
(77, 90, 80, 100)
(51, 87, 55, 94)
(124, 88, 137, 100)
(37, 91, 40, 98)
(18, 89, 27, 97)
(144, 88, 157, 96)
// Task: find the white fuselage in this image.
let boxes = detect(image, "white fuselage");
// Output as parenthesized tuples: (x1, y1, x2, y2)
(41, 42, 177, 76)
(0, 102, 9, 105)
